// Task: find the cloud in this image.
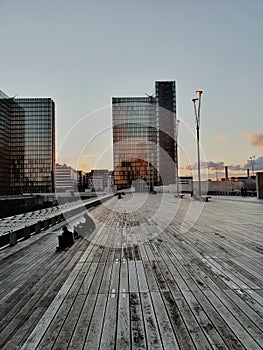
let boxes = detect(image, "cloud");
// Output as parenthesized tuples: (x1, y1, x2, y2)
(184, 161, 224, 171)
(228, 164, 244, 171)
(216, 134, 226, 142)
(243, 133, 263, 149)
(206, 161, 225, 170)
(255, 156, 263, 170)
(181, 157, 263, 177)
(183, 161, 246, 172)
(244, 156, 263, 171)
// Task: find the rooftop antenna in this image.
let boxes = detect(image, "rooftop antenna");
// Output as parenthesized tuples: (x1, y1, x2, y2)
(145, 93, 155, 103)
(145, 92, 154, 98)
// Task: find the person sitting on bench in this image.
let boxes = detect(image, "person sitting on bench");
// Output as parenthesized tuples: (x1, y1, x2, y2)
(56, 226, 74, 251)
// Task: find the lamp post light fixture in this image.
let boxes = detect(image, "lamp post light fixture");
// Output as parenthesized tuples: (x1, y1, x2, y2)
(192, 90, 203, 197)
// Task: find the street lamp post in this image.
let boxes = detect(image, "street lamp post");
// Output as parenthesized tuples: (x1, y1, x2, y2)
(249, 155, 255, 177)
(192, 90, 203, 198)
(151, 153, 154, 193)
(174, 120, 180, 197)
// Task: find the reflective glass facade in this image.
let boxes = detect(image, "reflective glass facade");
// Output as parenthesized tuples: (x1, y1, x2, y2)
(156, 81, 176, 184)
(0, 91, 12, 194)
(113, 97, 158, 190)
(11, 98, 55, 193)
(0, 91, 55, 194)
(112, 81, 177, 190)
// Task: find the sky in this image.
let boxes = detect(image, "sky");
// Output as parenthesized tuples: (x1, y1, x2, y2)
(1, 0, 262, 179)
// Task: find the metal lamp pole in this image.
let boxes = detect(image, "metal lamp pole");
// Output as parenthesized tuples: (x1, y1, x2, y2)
(174, 120, 180, 197)
(192, 90, 203, 197)
(250, 155, 255, 177)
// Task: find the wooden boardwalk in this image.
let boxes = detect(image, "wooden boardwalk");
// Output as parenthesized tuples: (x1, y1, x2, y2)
(0, 193, 262, 349)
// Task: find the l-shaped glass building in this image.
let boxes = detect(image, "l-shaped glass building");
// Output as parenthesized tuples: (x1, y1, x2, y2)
(112, 81, 177, 190)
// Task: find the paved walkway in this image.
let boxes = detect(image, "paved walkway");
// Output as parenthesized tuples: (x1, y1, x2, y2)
(0, 193, 262, 349)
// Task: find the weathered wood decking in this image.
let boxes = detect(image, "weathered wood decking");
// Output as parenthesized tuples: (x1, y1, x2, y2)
(0, 193, 262, 349)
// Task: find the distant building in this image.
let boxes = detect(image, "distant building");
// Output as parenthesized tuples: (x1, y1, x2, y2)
(0, 90, 12, 194)
(55, 163, 78, 192)
(112, 81, 177, 190)
(77, 170, 87, 192)
(0, 90, 55, 194)
(256, 172, 263, 199)
(86, 169, 113, 192)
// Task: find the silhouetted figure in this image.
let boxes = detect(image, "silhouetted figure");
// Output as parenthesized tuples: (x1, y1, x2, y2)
(241, 187, 244, 197)
(73, 229, 80, 239)
(74, 213, 96, 238)
(83, 213, 96, 234)
(56, 226, 74, 251)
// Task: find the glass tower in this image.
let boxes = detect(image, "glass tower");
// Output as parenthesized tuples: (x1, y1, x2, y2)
(113, 97, 157, 190)
(112, 81, 177, 191)
(0, 91, 55, 194)
(156, 81, 176, 185)
(0, 91, 12, 194)
(11, 98, 55, 193)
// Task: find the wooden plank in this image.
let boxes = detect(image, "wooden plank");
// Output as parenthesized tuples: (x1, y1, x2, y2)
(136, 261, 149, 293)
(19, 260, 84, 350)
(100, 293, 118, 350)
(109, 260, 120, 294)
(201, 257, 249, 290)
(128, 261, 139, 293)
(224, 290, 263, 331)
(157, 259, 182, 292)
(78, 262, 98, 295)
(182, 290, 228, 349)
(140, 292, 163, 349)
(224, 259, 263, 289)
(83, 293, 108, 350)
(161, 291, 196, 349)
(0, 252, 83, 347)
(116, 293, 130, 350)
(2, 306, 46, 350)
(68, 293, 97, 350)
(114, 247, 123, 262)
(99, 258, 114, 294)
(45, 294, 86, 350)
(150, 291, 179, 350)
(142, 261, 159, 292)
(119, 258, 129, 294)
(133, 245, 141, 261)
(163, 259, 190, 292)
(233, 289, 263, 317)
(130, 292, 147, 349)
(89, 262, 106, 294)
(203, 289, 262, 349)
(218, 259, 262, 290)
(170, 290, 212, 349)
(149, 259, 169, 292)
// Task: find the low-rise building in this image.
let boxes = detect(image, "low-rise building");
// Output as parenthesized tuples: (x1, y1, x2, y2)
(256, 172, 263, 199)
(86, 169, 113, 192)
(55, 163, 78, 192)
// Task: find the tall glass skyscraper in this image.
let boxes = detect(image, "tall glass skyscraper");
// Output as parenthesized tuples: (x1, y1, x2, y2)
(0, 91, 12, 194)
(0, 91, 55, 194)
(112, 81, 177, 190)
